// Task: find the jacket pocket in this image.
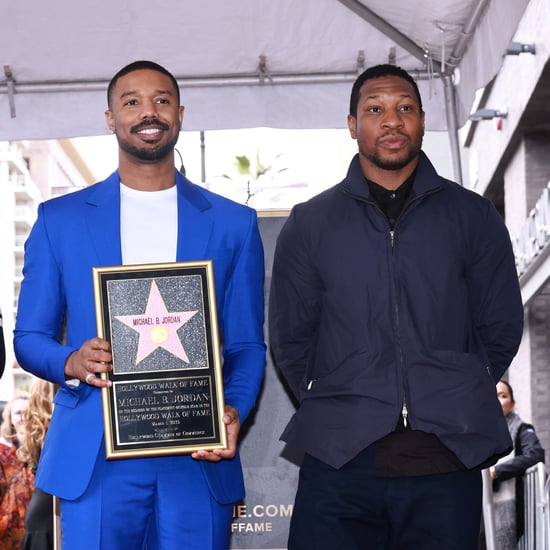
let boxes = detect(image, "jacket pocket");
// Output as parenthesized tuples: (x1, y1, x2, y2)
(407, 349, 499, 433)
(53, 386, 81, 408)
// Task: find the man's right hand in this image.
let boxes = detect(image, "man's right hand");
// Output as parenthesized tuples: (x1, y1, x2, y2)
(65, 337, 113, 388)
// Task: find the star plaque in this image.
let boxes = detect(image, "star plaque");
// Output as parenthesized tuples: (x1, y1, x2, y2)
(93, 261, 226, 459)
(114, 280, 199, 367)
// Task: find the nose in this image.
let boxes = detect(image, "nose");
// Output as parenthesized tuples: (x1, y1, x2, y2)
(381, 108, 404, 128)
(139, 99, 159, 119)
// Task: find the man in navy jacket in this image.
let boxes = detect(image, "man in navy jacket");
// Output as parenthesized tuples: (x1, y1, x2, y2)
(269, 64, 523, 549)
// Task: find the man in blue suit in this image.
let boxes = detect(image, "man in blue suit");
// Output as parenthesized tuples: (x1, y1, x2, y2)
(14, 60, 266, 549)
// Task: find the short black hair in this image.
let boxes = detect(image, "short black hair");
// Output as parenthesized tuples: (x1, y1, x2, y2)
(107, 60, 180, 109)
(349, 64, 423, 117)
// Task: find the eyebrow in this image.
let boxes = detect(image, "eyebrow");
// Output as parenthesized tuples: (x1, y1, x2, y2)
(118, 88, 175, 100)
(363, 92, 415, 101)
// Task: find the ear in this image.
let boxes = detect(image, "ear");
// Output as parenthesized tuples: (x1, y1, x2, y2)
(347, 114, 357, 139)
(105, 109, 115, 133)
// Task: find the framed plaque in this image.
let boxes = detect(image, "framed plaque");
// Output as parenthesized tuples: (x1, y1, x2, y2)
(93, 261, 227, 459)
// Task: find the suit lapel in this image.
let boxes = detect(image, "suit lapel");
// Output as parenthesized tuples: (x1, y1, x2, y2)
(83, 171, 213, 266)
(85, 172, 123, 266)
(175, 172, 214, 261)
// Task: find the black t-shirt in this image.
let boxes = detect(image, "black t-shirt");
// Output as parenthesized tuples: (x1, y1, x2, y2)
(366, 172, 414, 230)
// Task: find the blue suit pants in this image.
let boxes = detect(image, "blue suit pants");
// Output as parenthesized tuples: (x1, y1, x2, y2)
(60, 444, 233, 550)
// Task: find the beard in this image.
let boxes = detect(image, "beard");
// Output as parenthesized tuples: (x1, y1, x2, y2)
(359, 133, 423, 171)
(117, 119, 180, 162)
(118, 137, 178, 162)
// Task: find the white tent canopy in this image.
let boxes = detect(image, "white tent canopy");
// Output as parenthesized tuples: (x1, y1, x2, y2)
(1, 0, 528, 142)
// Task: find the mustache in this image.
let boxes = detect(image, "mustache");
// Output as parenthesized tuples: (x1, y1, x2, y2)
(380, 130, 408, 138)
(131, 119, 170, 133)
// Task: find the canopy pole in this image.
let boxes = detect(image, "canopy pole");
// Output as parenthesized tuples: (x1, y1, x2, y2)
(3, 65, 16, 118)
(442, 73, 463, 185)
(200, 131, 206, 183)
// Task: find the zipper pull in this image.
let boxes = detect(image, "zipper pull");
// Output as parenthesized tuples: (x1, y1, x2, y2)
(402, 403, 408, 428)
(390, 230, 394, 247)
(307, 378, 319, 391)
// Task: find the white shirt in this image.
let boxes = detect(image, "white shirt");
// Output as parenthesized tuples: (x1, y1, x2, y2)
(120, 182, 178, 265)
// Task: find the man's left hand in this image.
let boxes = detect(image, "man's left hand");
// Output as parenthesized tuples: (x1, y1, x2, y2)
(191, 405, 240, 462)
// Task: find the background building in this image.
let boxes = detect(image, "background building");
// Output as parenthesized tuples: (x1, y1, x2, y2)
(0, 140, 93, 400)
(463, 0, 550, 454)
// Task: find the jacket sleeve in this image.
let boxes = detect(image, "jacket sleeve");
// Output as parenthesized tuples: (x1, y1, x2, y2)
(219, 209, 266, 424)
(467, 201, 524, 382)
(495, 423, 545, 482)
(268, 206, 323, 401)
(14, 203, 77, 386)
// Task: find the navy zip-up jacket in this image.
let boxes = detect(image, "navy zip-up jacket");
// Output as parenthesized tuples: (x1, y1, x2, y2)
(269, 151, 524, 470)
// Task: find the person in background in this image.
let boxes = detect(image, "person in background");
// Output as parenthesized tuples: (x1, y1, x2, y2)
(0, 308, 5, 378)
(0, 393, 30, 501)
(0, 381, 54, 550)
(0, 393, 29, 451)
(0, 393, 31, 550)
(18, 379, 55, 550)
(269, 64, 524, 549)
(489, 380, 545, 549)
(0, 392, 30, 492)
(14, 60, 266, 550)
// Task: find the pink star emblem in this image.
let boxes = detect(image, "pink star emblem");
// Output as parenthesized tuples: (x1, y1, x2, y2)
(115, 281, 198, 364)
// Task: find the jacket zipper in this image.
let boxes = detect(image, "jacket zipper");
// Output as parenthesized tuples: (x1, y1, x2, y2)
(342, 191, 410, 426)
(390, 188, 444, 429)
(342, 187, 441, 428)
(389, 227, 408, 428)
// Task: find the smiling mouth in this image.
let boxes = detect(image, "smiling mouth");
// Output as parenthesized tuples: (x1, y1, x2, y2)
(134, 127, 166, 142)
(137, 127, 163, 135)
(132, 118, 170, 137)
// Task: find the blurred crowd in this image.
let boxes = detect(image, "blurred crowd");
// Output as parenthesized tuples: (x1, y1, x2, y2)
(0, 332, 55, 550)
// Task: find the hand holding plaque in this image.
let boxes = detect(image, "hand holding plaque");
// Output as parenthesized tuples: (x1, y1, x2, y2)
(93, 261, 227, 459)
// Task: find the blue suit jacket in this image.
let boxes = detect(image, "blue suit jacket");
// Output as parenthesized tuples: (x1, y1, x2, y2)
(14, 171, 266, 502)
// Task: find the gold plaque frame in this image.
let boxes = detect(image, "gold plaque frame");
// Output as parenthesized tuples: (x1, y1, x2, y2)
(93, 261, 227, 459)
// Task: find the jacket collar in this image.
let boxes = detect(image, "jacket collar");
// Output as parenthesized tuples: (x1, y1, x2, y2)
(85, 170, 214, 266)
(341, 150, 444, 200)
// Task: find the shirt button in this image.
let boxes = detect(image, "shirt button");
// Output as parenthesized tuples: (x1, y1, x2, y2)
(390, 192, 396, 199)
